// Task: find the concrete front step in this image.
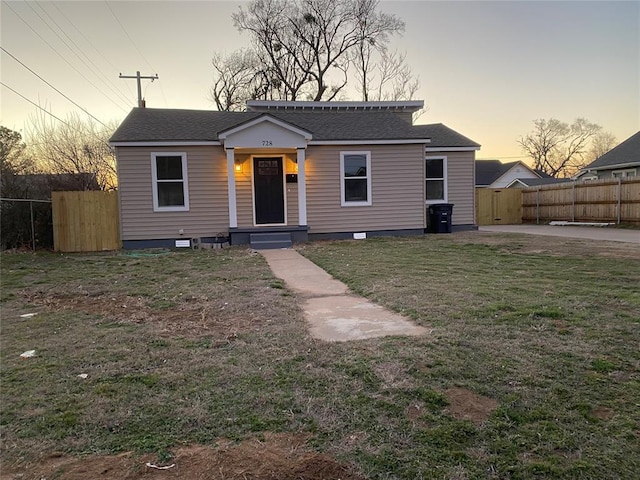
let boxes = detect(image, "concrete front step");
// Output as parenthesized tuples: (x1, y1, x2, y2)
(250, 232, 293, 250)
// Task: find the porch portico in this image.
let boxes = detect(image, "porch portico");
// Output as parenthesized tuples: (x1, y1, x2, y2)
(218, 115, 312, 246)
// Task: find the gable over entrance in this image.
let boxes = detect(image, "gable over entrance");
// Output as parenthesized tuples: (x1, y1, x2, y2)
(219, 115, 312, 149)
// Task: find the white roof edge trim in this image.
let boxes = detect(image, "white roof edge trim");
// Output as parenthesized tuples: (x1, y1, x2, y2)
(247, 99, 424, 112)
(505, 179, 528, 188)
(588, 161, 640, 171)
(218, 115, 313, 140)
(309, 139, 431, 145)
(425, 146, 480, 152)
(110, 141, 221, 147)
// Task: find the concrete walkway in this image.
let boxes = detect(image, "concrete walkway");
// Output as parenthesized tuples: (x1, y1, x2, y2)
(260, 248, 427, 342)
(479, 225, 640, 243)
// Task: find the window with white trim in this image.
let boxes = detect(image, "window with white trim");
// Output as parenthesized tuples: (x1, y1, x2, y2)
(340, 151, 371, 206)
(151, 152, 189, 211)
(612, 169, 636, 178)
(425, 156, 447, 203)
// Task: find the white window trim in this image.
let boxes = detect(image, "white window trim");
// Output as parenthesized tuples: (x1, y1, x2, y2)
(151, 152, 189, 212)
(612, 169, 636, 178)
(425, 155, 448, 204)
(340, 151, 372, 207)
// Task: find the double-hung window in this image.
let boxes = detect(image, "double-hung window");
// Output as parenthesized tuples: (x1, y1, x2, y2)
(151, 152, 189, 211)
(340, 151, 371, 206)
(425, 156, 447, 203)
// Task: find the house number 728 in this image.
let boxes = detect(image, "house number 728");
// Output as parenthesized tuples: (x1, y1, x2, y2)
(262, 140, 273, 146)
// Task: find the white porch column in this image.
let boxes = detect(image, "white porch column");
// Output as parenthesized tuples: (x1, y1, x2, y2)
(297, 147, 307, 226)
(226, 148, 238, 228)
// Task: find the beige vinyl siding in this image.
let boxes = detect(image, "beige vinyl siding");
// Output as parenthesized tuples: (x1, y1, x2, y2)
(306, 144, 425, 234)
(436, 150, 475, 225)
(116, 146, 229, 240)
(235, 153, 254, 227)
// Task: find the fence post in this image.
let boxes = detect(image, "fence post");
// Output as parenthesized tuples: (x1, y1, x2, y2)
(536, 188, 540, 224)
(29, 200, 35, 251)
(617, 177, 622, 224)
(572, 182, 576, 222)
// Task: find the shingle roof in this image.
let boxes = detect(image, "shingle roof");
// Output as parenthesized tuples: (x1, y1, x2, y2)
(109, 108, 480, 147)
(417, 123, 480, 148)
(475, 160, 518, 185)
(585, 131, 640, 169)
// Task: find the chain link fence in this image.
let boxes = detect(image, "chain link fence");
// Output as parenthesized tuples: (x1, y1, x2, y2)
(1, 198, 53, 250)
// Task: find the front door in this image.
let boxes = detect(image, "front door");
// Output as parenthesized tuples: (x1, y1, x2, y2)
(254, 157, 285, 224)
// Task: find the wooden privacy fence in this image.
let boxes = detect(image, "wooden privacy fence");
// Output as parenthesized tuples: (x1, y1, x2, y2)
(52, 191, 120, 252)
(476, 188, 523, 225)
(522, 178, 640, 225)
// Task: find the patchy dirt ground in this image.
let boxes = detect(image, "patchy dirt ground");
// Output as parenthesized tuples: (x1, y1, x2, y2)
(21, 291, 265, 340)
(1, 433, 366, 480)
(444, 388, 499, 425)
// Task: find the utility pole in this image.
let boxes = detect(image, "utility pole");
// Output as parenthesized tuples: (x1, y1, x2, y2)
(119, 71, 158, 108)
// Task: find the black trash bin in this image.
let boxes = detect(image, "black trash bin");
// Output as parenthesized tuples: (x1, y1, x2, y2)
(428, 203, 454, 233)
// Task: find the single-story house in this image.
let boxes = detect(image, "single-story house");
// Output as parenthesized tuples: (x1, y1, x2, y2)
(109, 100, 480, 249)
(576, 131, 640, 180)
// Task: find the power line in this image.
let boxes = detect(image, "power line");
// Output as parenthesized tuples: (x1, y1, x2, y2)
(3, 2, 129, 114)
(104, 1, 155, 74)
(23, 1, 132, 109)
(1, 47, 108, 128)
(105, 1, 168, 107)
(0, 82, 70, 126)
(31, 1, 133, 108)
(50, 1, 137, 100)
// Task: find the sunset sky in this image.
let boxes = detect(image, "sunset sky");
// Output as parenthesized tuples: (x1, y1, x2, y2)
(1, 1, 638, 161)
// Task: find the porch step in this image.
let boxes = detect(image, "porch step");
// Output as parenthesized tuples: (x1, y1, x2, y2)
(250, 232, 293, 250)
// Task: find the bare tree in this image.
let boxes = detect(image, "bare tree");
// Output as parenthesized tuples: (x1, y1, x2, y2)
(354, 49, 420, 101)
(586, 131, 617, 164)
(518, 118, 603, 178)
(210, 49, 274, 111)
(229, 0, 405, 102)
(26, 113, 118, 190)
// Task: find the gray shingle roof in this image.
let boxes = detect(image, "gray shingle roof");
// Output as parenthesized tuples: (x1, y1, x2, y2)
(417, 123, 480, 148)
(110, 108, 480, 147)
(475, 160, 521, 185)
(585, 131, 640, 169)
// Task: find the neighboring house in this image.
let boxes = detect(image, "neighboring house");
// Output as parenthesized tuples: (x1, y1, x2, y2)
(578, 131, 640, 180)
(476, 160, 542, 188)
(109, 100, 480, 249)
(475, 159, 572, 189)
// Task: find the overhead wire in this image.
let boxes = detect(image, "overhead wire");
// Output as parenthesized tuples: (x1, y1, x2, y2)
(104, 1, 169, 107)
(1, 81, 70, 126)
(1, 47, 109, 128)
(1, 82, 117, 147)
(32, 1, 134, 107)
(50, 1, 137, 100)
(3, 2, 130, 114)
(24, 1, 132, 109)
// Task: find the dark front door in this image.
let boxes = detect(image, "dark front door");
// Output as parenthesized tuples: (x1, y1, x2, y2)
(254, 157, 285, 224)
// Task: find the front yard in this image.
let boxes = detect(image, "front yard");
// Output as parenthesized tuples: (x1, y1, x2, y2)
(1, 233, 638, 479)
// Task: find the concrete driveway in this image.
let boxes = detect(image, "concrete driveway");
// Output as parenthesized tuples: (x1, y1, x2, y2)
(479, 225, 640, 243)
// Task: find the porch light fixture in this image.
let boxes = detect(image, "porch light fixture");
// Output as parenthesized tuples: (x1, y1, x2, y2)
(234, 159, 242, 173)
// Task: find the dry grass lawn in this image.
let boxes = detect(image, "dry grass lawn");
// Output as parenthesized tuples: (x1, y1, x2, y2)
(1, 232, 638, 479)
